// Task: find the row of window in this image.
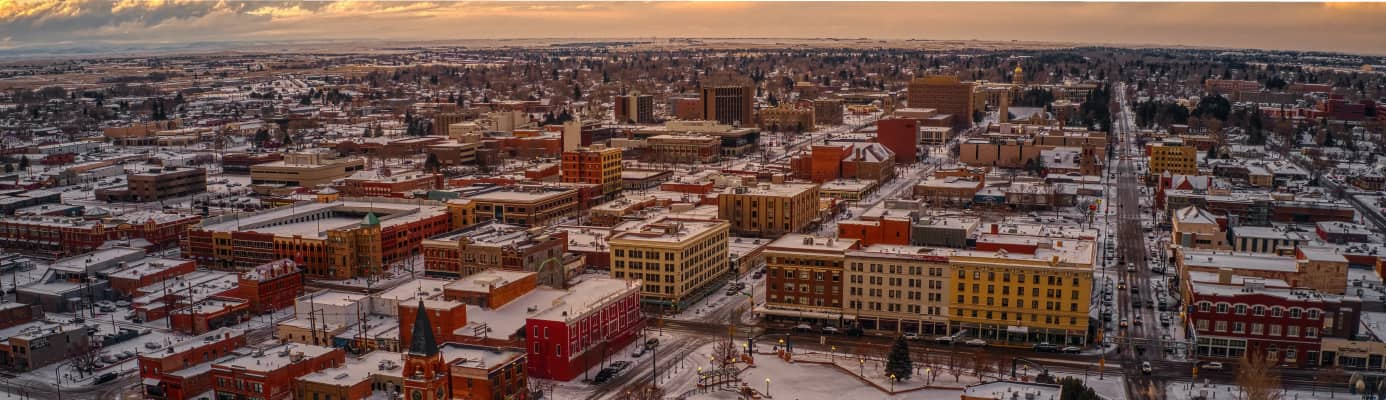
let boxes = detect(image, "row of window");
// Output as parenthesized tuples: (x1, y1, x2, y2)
(1195, 319, 1320, 338)
(1194, 302, 1322, 319)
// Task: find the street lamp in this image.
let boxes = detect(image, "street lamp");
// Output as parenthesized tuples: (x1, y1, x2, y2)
(890, 374, 897, 393)
(831, 345, 836, 364)
(859, 357, 865, 377)
(925, 367, 933, 384)
(766, 378, 771, 397)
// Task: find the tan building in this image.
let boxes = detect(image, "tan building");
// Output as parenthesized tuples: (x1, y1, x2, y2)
(1149, 140, 1198, 179)
(760, 235, 860, 326)
(907, 75, 976, 128)
(466, 186, 579, 227)
(845, 244, 952, 335)
(1171, 206, 1228, 249)
(759, 105, 816, 132)
(95, 166, 207, 202)
(250, 151, 366, 189)
(645, 134, 720, 164)
(813, 99, 845, 125)
(1177, 247, 1349, 295)
(717, 182, 821, 238)
(609, 217, 730, 309)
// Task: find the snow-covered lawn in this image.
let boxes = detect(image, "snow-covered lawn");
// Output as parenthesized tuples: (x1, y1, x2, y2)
(1165, 381, 1345, 400)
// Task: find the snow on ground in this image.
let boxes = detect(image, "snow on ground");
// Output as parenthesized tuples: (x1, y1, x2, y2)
(1054, 372, 1127, 400)
(1165, 381, 1345, 400)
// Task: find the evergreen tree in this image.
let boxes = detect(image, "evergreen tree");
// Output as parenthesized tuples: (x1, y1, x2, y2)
(253, 128, 270, 147)
(3, 164, 11, 173)
(424, 153, 441, 173)
(885, 335, 913, 380)
(17, 156, 28, 171)
(1206, 144, 1218, 160)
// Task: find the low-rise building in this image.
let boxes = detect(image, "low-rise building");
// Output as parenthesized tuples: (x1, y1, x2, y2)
(96, 166, 207, 202)
(210, 344, 345, 400)
(609, 217, 730, 309)
(845, 244, 951, 335)
(1186, 271, 1361, 368)
(717, 182, 821, 238)
(421, 221, 567, 286)
(139, 328, 246, 400)
(760, 235, 861, 326)
(525, 278, 643, 380)
(466, 185, 580, 227)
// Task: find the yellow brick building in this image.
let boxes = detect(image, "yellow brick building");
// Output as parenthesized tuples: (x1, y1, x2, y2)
(1149, 140, 1198, 179)
(716, 183, 820, 238)
(609, 217, 730, 309)
(947, 238, 1094, 346)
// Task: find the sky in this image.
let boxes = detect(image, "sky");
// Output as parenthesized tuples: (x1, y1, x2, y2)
(2, 1, 1385, 56)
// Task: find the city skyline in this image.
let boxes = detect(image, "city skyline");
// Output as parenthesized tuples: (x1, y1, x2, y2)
(2, 1, 1386, 56)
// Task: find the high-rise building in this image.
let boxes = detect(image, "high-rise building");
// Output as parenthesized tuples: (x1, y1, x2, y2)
(613, 93, 655, 124)
(1149, 139, 1198, 179)
(701, 86, 754, 126)
(845, 245, 952, 335)
(561, 144, 624, 199)
(907, 76, 976, 128)
(950, 235, 1094, 346)
(761, 235, 860, 323)
(609, 217, 730, 309)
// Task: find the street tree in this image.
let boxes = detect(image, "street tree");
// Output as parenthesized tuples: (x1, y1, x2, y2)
(1235, 351, 1284, 400)
(885, 335, 913, 380)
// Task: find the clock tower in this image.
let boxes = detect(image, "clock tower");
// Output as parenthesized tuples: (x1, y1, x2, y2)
(403, 299, 450, 400)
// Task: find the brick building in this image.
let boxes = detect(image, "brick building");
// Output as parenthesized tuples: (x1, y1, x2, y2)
(210, 344, 345, 400)
(238, 259, 304, 314)
(140, 328, 246, 400)
(525, 278, 643, 380)
(1186, 271, 1361, 368)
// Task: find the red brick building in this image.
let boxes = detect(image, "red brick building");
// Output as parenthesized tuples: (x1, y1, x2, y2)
(838, 216, 912, 247)
(211, 344, 344, 400)
(238, 259, 304, 314)
(876, 118, 921, 163)
(1186, 272, 1361, 368)
(170, 296, 252, 335)
(0, 212, 201, 258)
(140, 328, 246, 400)
(398, 300, 470, 347)
(789, 143, 897, 184)
(108, 258, 197, 298)
(526, 278, 643, 381)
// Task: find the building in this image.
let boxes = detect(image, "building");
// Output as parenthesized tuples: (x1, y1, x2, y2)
(1171, 206, 1229, 249)
(759, 105, 816, 132)
(1149, 140, 1198, 179)
(0, 211, 201, 258)
(701, 86, 754, 126)
(951, 235, 1095, 346)
(525, 278, 643, 381)
(907, 76, 976, 128)
(644, 134, 721, 164)
(609, 217, 730, 309)
(876, 118, 921, 163)
(335, 171, 441, 198)
(812, 99, 845, 125)
(465, 185, 580, 227)
(210, 343, 345, 400)
(0, 320, 90, 371)
(613, 93, 655, 124)
(106, 256, 197, 298)
(1186, 271, 1361, 367)
(222, 153, 285, 174)
(789, 142, 897, 184)
(562, 145, 624, 200)
(95, 166, 207, 202)
(140, 329, 246, 400)
(170, 296, 252, 334)
(1177, 247, 1349, 295)
(293, 350, 404, 400)
(1228, 226, 1312, 254)
(238, 259, 304, 314)
(250, 151, 366, 189)
(844, 244, 951, 335)
(421, 221, 568, 287)
(837, 215, 912, 247)
(760, 235, 860, 326)
(717, 182, 821, 238)
(183, 198, 451, 279)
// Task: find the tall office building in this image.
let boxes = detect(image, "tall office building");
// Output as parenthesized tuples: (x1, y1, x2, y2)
(907, 75, 976, 128)
(613, 93, 655, 124)
(701, 86, 754, 126)
(561, 144, 624, 199)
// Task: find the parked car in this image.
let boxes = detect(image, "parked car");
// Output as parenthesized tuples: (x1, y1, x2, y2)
(964, 339, 987, 347)
(631, 344, 647, 357)
(821, 326, 840, 334)
(1119, 319, 1129, 328)
(1061, 346, 1081, 354)
(1033, 343, 1059, 352)
(1141, 362, 1152, 374)
(94, 372, 118, 384)
(903, 332, 922, 341)
(1202, 361, 1224, 370)
(610, 361, 631, 372)
(934, 336, 955, 344)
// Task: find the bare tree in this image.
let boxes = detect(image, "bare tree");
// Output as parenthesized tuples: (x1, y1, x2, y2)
(621, 383, 666, 400)
(973, 351, 993, 381)
(69, 341, 102, 376)
(946, 350, 967, 383)
(711, 337, 740, 368)
(1235, 351, 1284, 400)
(527, 376, 557, 399)
(926, 358, 945, 384)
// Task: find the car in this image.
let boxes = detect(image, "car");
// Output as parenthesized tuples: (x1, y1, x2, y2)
(631, 344, 647, 357)
(1202, 361, 1224, 370)
(964, 339, 987, 347)
(903, 333, 922, 341)
(934, 336, 955, 344)
(100, 354, 118, 364)
(1033, 343, 1059, 352)
(1118, 282, 1127, 289)
(94, 372, 119, 384)
(1119, 320, 1129, 328)
(821, 326, 840, 334)
(144, 342, 163, 350)
(610, 361, 631, 372)
(1141, 362, 1153, 374)
(1061, 346, 1082, 354)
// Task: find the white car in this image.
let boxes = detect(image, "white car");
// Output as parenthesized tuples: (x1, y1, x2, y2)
(964, 339, 987, 347)
(1202, 361, 1223, 370)
(1141, 362, 1153, 374)
(903, 333, 922, 341)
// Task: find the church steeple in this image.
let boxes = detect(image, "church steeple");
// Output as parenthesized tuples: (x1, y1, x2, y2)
(408, 298, 439, 356)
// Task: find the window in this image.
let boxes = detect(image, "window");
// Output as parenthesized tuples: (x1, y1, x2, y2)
(1234, 305, 1247, 315)
(1271, 307, 1283, 317)
(1252, 306, 1265, 316)
(1269, 325, 1281, 336)
(1196, 320, 1209, 330)
(1251, 323, 1264, 335)
(1214, 321, 1227, 332)
(1216, 303, 1229, 313)
(1287, 326, 1299, 337)
(1198, 302, 1212, 312)
(1232, 322, 1245, 333)
(1308, 309, 1321, 320)
(1307, 327, 1319, 338)
(1289, 308, 1302, 319)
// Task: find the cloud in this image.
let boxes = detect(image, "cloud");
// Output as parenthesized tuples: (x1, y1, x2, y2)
(0, 1, 1382, 55)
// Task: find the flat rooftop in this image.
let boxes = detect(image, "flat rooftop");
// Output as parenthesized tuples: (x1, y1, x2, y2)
(766, 234, 859, 253)
(216, 343, 338, 373)
(199, 199, 446, 238)
(1180, 249, 1299, 272)
(609, 218, 727, 244)
(466, 187, 575, 204)
(444, 270, 536, 294)
(531, 278, 638, 322)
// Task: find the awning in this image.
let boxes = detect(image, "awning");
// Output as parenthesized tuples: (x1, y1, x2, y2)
(143, 377, 163, 387)
(754, 306, 856, 320)
(1006, 325, 1030, 334)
